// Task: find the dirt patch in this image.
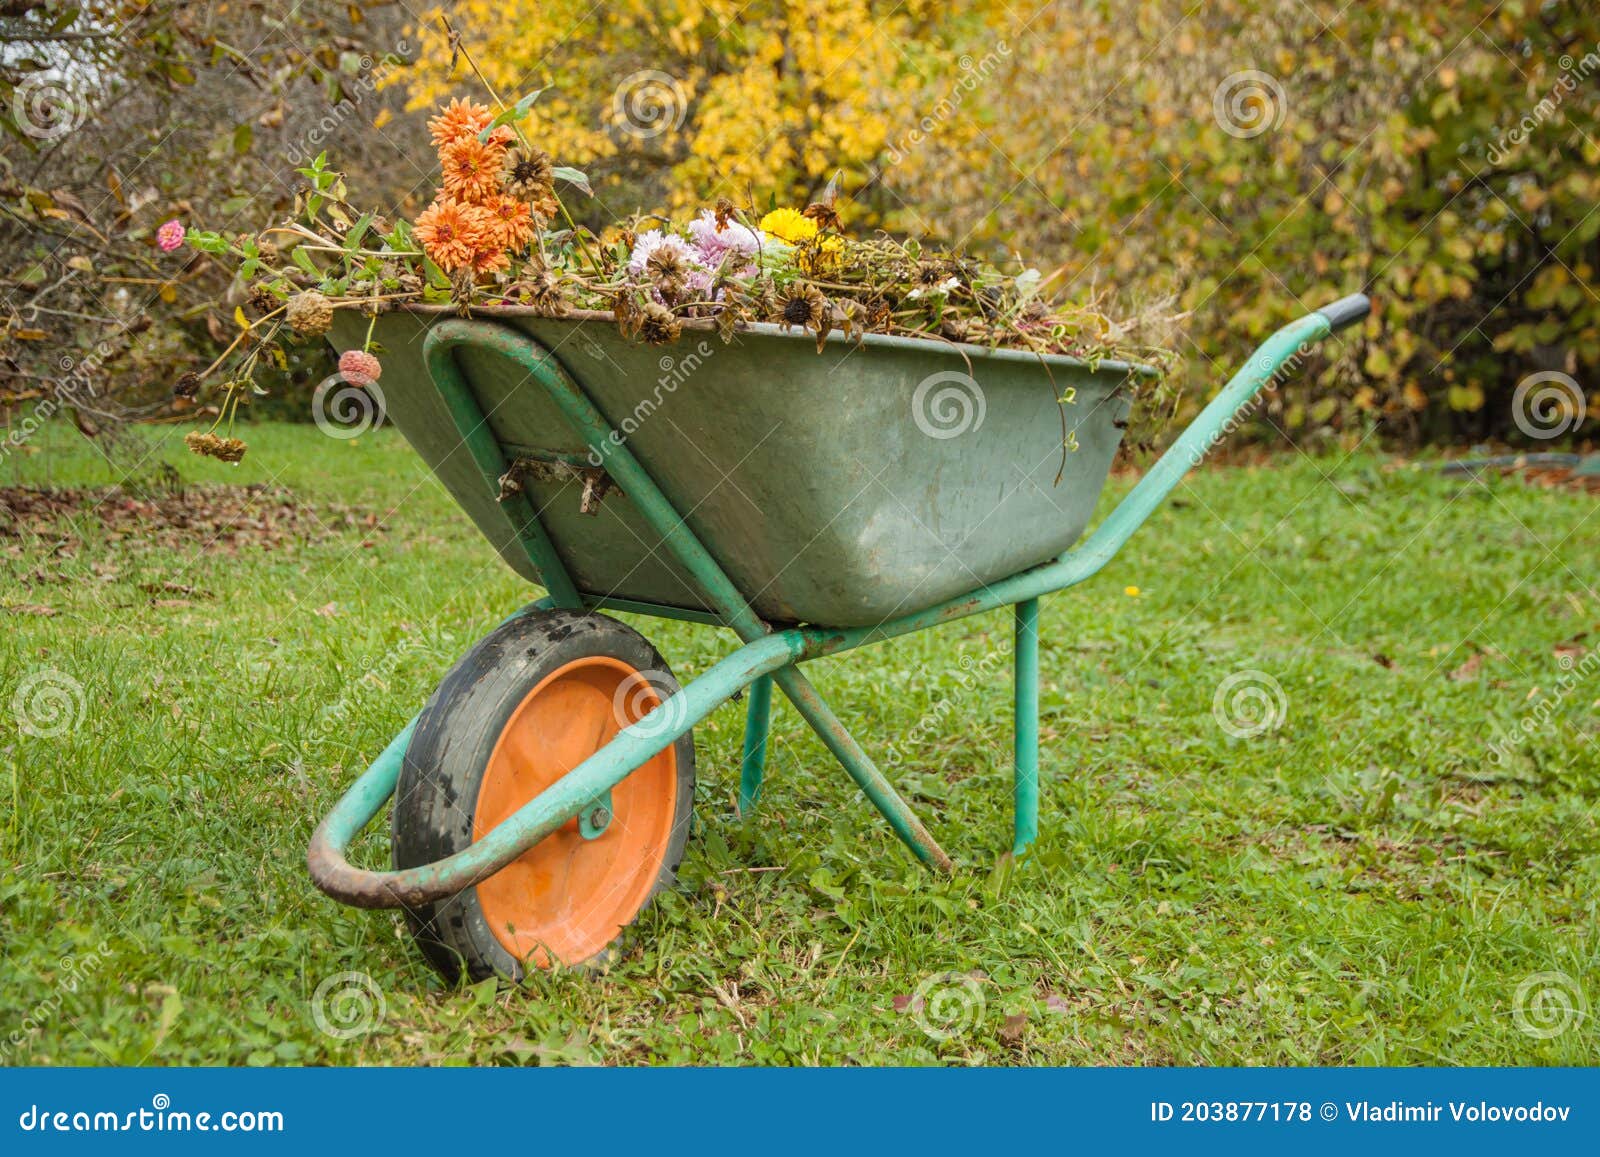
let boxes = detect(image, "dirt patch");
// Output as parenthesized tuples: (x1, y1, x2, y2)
(0, 483, 384, 557)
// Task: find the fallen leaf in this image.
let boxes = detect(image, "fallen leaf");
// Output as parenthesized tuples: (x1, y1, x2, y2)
(999, 1012, 1028, 1045)
(6, 603, 57, 617)
(1448, 652, 1484, 681)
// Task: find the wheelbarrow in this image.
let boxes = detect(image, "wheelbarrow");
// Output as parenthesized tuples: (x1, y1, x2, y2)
(307, 293, 1371, 980)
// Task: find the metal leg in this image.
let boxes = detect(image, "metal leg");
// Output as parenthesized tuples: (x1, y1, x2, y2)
(1012, 598, 1040, 856)
(739, 674, 773, 816)
(773, 667, 954, 871)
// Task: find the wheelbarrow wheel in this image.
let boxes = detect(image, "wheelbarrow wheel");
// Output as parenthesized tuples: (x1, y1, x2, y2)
(392, 609, 695, 981)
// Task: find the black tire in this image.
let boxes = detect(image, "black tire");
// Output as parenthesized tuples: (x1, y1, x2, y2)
(392, 609, 695, 982)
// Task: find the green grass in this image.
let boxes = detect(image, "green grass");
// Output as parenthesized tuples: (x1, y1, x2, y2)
(2, 420, 1596, 1066)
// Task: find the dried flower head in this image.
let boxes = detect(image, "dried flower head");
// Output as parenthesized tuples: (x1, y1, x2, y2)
(802, 201, 841, 232)
(285, 290, 334, 336)
(516, 269, 568, 315)
(501, 147, 555, 199)
(246, 283, 279, 315)
(185, 430, 247, 464)
(646, 245, 693, 298)
(638, 302, 683, 345)
(777, 283, 828, 331)
(338, 349, 382, 385)
(626, 230, 700, 277)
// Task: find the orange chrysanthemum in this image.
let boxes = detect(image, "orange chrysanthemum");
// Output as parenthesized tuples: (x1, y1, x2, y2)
(440, 136, 507, 203)
(427, 97, 511, 149)
(470, 244, 511, 276)
(482, 194, 535, 252)
(413, 197, 484, 273)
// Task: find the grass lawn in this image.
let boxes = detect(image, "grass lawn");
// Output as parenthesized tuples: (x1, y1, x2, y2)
(2, 419, 1596, 1066)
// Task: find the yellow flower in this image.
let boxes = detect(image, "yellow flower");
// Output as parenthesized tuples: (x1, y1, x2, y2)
(1124, 585, 1140, 597)
(759, 207, 818, 244)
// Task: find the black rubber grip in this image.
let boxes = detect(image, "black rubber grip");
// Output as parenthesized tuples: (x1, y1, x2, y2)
(1316, 293, 1371, 332)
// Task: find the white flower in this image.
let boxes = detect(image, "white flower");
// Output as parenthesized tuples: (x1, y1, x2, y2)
(627, 229, 703, 276)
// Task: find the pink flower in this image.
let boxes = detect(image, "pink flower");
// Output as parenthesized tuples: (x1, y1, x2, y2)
(687, 210, 764, 267)
(156, 219, 185, 253)
(339, 349, 382, 385)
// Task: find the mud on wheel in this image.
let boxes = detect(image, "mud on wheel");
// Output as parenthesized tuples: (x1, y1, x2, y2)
(392, 609, 695, 982)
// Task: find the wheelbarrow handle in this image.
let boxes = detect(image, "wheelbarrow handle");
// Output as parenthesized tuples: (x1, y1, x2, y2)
(1316, 292, 1371, 333)
(797, 293, 1379, 660)
(1073, 292, 1372, 563)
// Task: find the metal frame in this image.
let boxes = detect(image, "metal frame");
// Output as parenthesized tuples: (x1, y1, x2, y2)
(307, 297, 1367, 910)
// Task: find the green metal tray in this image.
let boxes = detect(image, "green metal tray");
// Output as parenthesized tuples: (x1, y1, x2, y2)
(331, 308, 1154, 627)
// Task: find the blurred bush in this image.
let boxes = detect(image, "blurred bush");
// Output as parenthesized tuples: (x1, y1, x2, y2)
(404, 0, 1597, 446)
(0, 0, 417, 453)
(4, 0, 1594, 451)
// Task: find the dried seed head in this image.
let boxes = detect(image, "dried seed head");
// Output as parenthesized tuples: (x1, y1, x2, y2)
(777, 283, 827, 331)
(802, 201, 841, 232)
(184, 430, 248, 464)
(638, 302, 683, 345)
(501, 147, 555, 200)
(285, 290, 334, 336)
(247, 283, 279, 314)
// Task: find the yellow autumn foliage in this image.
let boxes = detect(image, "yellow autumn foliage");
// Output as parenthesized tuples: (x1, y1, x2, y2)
(396, 0, 1600, 443)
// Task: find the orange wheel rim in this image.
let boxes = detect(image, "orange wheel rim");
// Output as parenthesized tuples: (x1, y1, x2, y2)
(473, 656, 679, 968)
